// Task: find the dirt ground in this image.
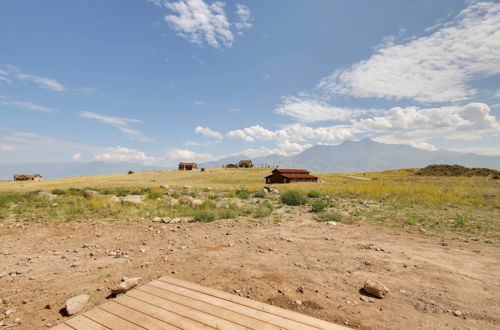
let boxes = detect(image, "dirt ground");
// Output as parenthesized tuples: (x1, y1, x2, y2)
(0, 209, 499, 329)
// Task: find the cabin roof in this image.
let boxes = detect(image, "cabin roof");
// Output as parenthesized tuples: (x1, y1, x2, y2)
(273, 169, 309, 173)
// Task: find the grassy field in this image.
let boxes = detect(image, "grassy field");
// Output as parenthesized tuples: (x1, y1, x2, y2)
(0, 168, 498, 240)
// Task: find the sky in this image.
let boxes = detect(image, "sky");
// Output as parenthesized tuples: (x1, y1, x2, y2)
(0, 0, 499, 166)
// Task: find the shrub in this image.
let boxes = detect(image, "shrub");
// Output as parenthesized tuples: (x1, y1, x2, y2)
(254, 191, 266, 198)
(128, 170, 134, 174)
(235, 188, 250, 199)
(147, 187, 165, 199)
(311, 200, 327, 213)
(455, 214, 468, 227)
(307, 190, 321, 198)
(67, 188, 83, 195)
(201, 168, 205, 172)
(115, 189, 130, 197)
(281, 190, 307, 206)
(194, 210, 216, 222)
(254, 201, 273, 218)
(315, 211, 342, 222)
(51, 189, 66, 195)
(0, 192, 24, 208)
(217, 208, 238, 219)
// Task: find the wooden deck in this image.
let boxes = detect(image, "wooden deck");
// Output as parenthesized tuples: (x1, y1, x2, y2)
(52, 276, 347, 329)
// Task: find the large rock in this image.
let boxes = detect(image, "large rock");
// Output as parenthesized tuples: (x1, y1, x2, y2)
(191, 199, 203, 208)
(83, 190, 99, 199)
(170, 198, 179, 207)
(65, 295, 90, 315)
(160, 184, 170, 189)
(263, 186, 279, 194)
(123, 195, 143, 204)
(109, 195, 121, 202)
(363, 279, 389, 298)
(111, 277, 142, 295)
(179, 196, 194, 204)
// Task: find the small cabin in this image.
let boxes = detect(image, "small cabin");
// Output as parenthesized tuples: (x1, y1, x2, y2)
(14, 174, 43, 181)
(178, 162, 197, 171)
(238, 160, 253, 168)
(226, 164, 237, 168)
(265, 169, 318, 184)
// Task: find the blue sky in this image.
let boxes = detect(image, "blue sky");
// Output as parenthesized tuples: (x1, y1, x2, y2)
(1, 0, 499, 165)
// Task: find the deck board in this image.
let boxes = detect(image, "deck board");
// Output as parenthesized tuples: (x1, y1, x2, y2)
(53, 276, 347, 330)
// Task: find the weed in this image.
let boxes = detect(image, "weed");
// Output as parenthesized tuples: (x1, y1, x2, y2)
(194, 210, 216, 222)
(281, 190, 307, 206)
(217, 208, 238, 219)
(315, 211, 342, 222)
(311, 200, 327, 213)
(455, 214, 468, 227)
(307, 190, 321, 198)
(253, 201, 273, 218)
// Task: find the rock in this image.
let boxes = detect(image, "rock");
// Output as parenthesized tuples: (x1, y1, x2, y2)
(0, 272, 6, 278)
(191, 199, 203, 208)
(294, 300, 302, 305)
(13, 318, 21, 324)
(123, 195, 143, 204)
(5, 309, 14, 316)
(183, 185, 192, 189)
(111, 277, 142, 295)
(360, 296, 374, 303)
(170, 198, 179, 207)
(169, 218, 181, 224)
(38, 192, 56, 200)
(454, 310, 463, 317)
(65, 295, 90, 315)
(109, 196, 121, 202)
(83, 190, 99, 199)
(160, 184, 170, 189)
(484, 194, 496, 199)
(363, 279, 389, 298)
(205, 187, 212, 191)
(179, 196, 194, 204)
(326, 221, 337, 226)
(263, 186, 279, 194)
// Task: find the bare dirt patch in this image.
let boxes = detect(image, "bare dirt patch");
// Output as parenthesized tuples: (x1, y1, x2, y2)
(0, 211, 499, 329)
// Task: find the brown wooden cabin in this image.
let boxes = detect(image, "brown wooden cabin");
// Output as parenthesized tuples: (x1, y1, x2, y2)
(265, 169, 318, 184)
(226, 164, 237, 168)
(238, 160, 253, 168)
(14, 174, 43, 181)
(178, 162, 197, 170)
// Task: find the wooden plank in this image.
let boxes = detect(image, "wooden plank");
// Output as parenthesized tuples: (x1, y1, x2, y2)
(158, 277, 345, 330)
(115, 294, 215, 330)
(84, 307, 144, 330)
(66, 315, 109, 330)
(98, 300, 179, 330)
(149, 280, 315, 330)
(131, 286, 264, 330)
(50, 324, 75, 330)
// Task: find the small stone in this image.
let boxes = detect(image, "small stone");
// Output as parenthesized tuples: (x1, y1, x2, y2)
(139, 248, 146, 253)
(5, 309, 14, 316)
(294, 300, 302, 305)
(14, 318, 21, 324)
(65, 295, 90, 315)
(454, 310, 462, 317)
(363, 279, 389, 298)
(360, 296, 374, 303)
(326, 221, 337, 226)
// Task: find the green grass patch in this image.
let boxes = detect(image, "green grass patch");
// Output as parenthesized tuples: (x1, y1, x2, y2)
(315, 211, 342, 222)
(281, 190, 307, 206)
(307, 190, 321, 198)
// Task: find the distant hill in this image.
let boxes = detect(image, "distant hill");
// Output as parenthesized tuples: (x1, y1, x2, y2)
(202, 139, 500, 172)
(0, 162, 172, 180)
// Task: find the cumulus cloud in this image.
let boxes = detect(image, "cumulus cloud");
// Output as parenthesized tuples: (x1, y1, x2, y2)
(18, 73, 65, 92)
(194, 126, 223, 139)
(0, 99, 57, 113)
(80, 111, 152, 142)
(275, 95, 382, 122)
(164, 0, 234, 48)
(318, 1, 500, 103)
(72, 153, 82, 161)
(94, 146, 155, 162)
(165, 148, 219, 162)
(235, 4, 252, 34)
(0, 145, 15, 151)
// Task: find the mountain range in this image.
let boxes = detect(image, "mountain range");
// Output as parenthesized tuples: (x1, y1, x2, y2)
(1, 139, 499, 180)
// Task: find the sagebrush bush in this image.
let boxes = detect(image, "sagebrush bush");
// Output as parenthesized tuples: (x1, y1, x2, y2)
(253, 201, 273, 218)
(235, 188, 250, 199)
(315, 211, 342, 222)
(51, 189, 66, 195)
(253, 191, 266, 198)
(307, 190, 321, 198)
(194, 210, 216, 222)
(311, 200, 327, 213)
(217, 208, 238, 219)
(281, 190, 307, 206)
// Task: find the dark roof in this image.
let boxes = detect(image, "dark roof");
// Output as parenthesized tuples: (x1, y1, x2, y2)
(274, 169, 309, 173)
(179, 162, 197, 165)
(281, 174, 318, 179)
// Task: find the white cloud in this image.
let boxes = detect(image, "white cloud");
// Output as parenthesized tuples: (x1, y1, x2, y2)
(72, 153, 82, 161)
(194, 126, 223, 139)
(80, 111, 152, 142)
(0, 70, 10, 84)
(18, 73, 65, 92)
(447, 145, 500, 156)
(275, 95, 382, 122)
(318, 2, 500, 103)
(0, 145, 15, 151)
(193, 100, 206, 105)
(165, 148, 219, 162)
(94, 146, 155, 163)
(165, 0, 234, 48)
(235, 4, 252, 34)
(0, 99, 57, 113)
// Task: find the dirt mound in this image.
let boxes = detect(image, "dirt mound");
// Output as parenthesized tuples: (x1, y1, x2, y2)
(416, 164, 499, 178)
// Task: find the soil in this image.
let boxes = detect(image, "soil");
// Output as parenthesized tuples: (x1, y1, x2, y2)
(0, 208, 499, 329)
